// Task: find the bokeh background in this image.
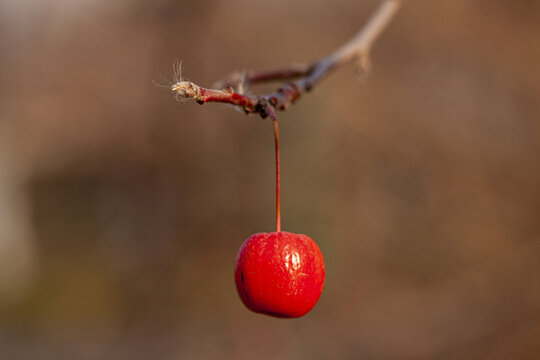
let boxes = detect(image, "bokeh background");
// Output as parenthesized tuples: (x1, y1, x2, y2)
(1, 0, 540, 359)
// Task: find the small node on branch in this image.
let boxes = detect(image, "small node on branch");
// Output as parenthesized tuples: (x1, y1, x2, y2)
(355, 53, 372, 79)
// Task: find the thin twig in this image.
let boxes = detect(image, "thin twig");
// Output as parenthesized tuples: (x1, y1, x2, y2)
(213, 63, 313, 91)
(172, 0, 400, 119)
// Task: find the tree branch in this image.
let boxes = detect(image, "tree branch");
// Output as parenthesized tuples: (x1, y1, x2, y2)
(171, 0, 401, 118)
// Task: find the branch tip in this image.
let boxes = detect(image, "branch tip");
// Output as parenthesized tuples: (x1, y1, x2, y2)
(172, 81, 202, 101)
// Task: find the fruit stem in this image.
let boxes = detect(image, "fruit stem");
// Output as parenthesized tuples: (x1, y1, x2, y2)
(271, 114, 281, 233)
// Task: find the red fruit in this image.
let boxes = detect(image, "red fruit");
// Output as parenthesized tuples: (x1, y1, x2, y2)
(235, 231, 325, 318)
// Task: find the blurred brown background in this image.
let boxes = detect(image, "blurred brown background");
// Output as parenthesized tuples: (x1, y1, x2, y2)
(1, 0, 540, 359)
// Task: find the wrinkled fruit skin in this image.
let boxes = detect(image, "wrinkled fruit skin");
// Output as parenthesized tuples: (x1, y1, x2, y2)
(234, 231, 325, 318)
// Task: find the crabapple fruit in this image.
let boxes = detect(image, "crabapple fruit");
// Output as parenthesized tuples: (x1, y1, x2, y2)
(235, 231, 325, 318)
